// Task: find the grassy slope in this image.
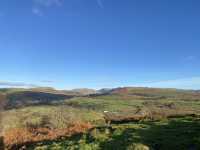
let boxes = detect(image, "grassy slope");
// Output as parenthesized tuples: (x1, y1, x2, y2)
(2, 105, 103, 131)
(30, 116, 200, 150)
(1, 87, 200, 149)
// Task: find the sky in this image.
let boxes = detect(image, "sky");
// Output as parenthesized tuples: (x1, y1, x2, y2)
(0, 0, 200, 90)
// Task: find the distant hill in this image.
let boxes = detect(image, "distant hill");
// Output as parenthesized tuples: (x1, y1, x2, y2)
(97, 88, 112, 94)
(6, 91, 73, 109)
(1, 87, 200, 109)
(0, 88, 78, 109)
(109, 87, 200, 100)
(71, 88, 97, 95)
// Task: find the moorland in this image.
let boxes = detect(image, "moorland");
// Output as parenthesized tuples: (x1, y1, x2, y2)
(0, 87, 200, 150)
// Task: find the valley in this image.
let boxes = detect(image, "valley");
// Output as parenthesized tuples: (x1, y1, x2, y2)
(0, 87, 200, 149)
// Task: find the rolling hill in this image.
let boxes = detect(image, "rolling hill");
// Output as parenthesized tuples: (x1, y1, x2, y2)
(0, 87, 200, 149)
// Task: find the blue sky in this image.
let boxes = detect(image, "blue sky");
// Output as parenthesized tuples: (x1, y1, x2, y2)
(0, 0, 200, 89)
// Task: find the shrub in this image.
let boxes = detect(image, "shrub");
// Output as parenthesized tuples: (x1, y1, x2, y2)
(25, 115, 51, 130)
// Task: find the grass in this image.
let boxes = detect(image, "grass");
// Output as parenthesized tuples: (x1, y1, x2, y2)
(66, 94, 200, 111)
(2, 88, 200, 149)
(65, 97, 145, 112)
(29, 116, 200, 150)
(1, 105, 103, 131)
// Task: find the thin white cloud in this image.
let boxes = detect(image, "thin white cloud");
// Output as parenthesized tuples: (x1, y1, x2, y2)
(138, 77, 200, 90)
(33, 0, 62, 7)
(32, 0, 63, 16)
(40, 80, 55, 83)
(185, 55, 196, 61)
(0, 81, 39, 88)
(96, 0, 104, 8)
(32, 7, 43, 16)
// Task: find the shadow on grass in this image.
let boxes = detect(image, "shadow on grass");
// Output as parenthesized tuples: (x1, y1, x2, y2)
(0, 137, 4, 150)
(99, 128, 136, 150)
(7, 132, 85, 150)
(5, 91, 74, 109)
(24, 117, 200, 150)
(99, 117, 200, 150)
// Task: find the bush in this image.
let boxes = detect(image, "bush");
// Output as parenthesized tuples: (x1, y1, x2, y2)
(25, 115, 51, 130)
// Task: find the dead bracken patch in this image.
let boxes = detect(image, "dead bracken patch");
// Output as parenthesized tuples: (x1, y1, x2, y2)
(3, 122, 93, 150)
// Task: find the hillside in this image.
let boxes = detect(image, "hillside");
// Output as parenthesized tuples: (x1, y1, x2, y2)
(0, 87, 200, 149)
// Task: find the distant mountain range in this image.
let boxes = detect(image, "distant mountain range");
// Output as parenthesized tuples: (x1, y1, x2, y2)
(1, 86, 200, 109)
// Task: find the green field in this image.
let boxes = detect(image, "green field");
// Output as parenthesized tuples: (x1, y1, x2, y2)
(30, 117, 200, 150)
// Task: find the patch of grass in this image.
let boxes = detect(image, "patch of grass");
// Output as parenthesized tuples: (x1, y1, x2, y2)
(65, 97, 143, 112)
(1, 105, 103, 131)
(28, 117, 200, 150)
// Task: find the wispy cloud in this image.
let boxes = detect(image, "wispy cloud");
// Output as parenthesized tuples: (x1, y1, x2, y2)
(96, 0, 104, 8)
(0, 81, 39, 88)
(185, 55, 196, 61)
(32, 0, 63, 16)
(138, 77, 200, 90)
(33, 0, 62, 7)
(40, 80, 55, 83)
(32, 7, 43, 16)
